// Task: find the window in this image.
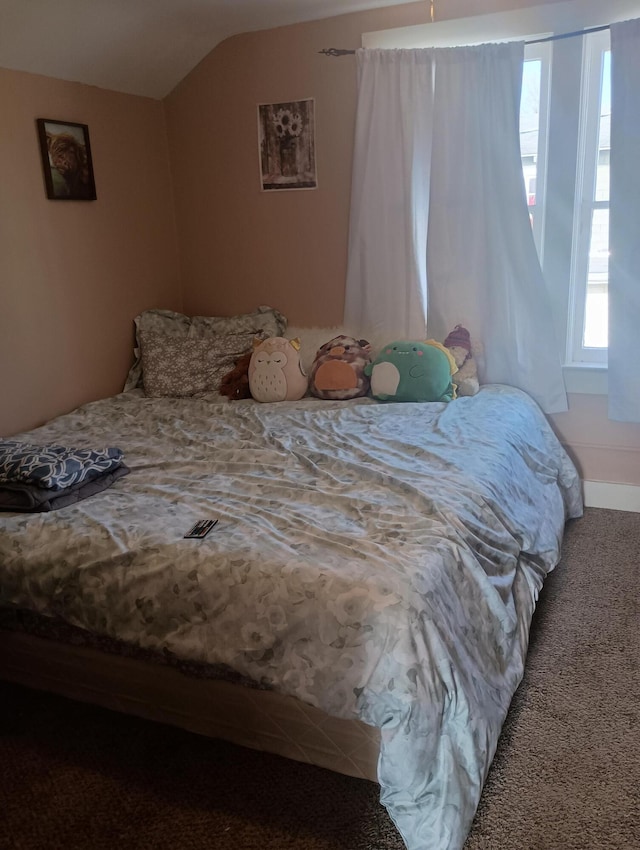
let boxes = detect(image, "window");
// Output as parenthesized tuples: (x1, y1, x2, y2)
(521, 31, 610, 367)
(365, 0, 635, 385)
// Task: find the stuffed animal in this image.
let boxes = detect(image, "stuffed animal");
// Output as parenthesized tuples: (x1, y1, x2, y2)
(443, 325, 479, 397)
(310, 335, 372, 400)
(248, 337, 308, 402)
(219, 351, 252, 400)
(365, 340, 456, 403)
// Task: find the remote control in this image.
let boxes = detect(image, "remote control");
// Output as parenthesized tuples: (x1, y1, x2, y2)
(184, 518, 218, 539)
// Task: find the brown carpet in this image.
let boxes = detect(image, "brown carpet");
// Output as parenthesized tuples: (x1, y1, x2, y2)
(0, 507, 638, 850)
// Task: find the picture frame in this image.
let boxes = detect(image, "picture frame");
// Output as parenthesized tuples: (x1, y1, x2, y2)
(36, 118, 97, 201)
(257, 98, 317, 192)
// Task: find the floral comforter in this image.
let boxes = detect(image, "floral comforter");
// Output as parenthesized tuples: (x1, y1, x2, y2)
(0, 385, 582, 850)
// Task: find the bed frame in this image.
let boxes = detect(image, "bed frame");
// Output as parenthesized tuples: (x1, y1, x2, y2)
(0, 628, 380, 782)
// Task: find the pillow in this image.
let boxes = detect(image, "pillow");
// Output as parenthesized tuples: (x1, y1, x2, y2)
(124, 306, 287, 392)
(140, 331, 262, 398)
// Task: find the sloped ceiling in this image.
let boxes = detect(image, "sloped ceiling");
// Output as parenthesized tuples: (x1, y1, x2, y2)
(0, 0, 411, 99)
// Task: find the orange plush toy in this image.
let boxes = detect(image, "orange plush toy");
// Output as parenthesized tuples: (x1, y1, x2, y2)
(219, 351, 253, 400)
(310, 335, 372, 400)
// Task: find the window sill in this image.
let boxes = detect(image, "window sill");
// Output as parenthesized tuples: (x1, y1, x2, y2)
(563, 363, 607, 395)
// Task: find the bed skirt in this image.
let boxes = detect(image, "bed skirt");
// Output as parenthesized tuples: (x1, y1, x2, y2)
(0, 628, 381, 782)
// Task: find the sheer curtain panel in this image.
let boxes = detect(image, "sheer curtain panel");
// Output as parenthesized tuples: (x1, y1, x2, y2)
(344, 43, 568, 414)
(344, 49, 432, 339)
(609, 18, 640, 422)
(425, 42, 567, 414)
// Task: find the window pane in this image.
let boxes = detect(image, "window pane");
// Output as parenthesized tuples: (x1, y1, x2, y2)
(583, 50, 610, 350)
(520, 59, 541, 226)
(595, 51, 610, 203)
(584, 207, 609, 348)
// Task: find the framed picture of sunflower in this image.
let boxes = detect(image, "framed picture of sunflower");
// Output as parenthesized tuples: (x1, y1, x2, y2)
(257, 98, 317, 191)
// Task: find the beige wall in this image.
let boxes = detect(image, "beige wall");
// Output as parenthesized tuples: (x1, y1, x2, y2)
(550, 395, 640, 486)
(164, 0, 561, 324)
(165, 0, 640, 488)
(0, 68, 182, 437)
(164, 2, 431, 325)
(2, 0, 639, 488)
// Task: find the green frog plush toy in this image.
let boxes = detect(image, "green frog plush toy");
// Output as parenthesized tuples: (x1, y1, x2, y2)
(365, 340, 457, 402)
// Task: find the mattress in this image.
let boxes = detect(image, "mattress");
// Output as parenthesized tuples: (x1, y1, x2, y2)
(0, 628, 381, 781)
(0, 385, 583, 850)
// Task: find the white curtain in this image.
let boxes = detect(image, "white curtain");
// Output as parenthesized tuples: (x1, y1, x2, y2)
(344, 50, 432, 339)
(609, 19, 640, 422)
(344, 43, 568, 414)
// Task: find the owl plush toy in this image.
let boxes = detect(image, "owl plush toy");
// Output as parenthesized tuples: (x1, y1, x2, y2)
(248, 337, 308, 402)
(310, 335, 372, 400)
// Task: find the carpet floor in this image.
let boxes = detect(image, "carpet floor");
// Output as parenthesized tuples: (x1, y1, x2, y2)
(0, 507, 638, 849)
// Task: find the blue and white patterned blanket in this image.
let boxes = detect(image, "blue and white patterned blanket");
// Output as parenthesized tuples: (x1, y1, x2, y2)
(0, 386, 582, 849)
(0, 441, 124, 491)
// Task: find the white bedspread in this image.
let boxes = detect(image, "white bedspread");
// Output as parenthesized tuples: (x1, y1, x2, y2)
(0, 385, 582, 849)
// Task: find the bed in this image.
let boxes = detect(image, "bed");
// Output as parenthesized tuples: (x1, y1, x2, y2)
(0, 375, 582, 850)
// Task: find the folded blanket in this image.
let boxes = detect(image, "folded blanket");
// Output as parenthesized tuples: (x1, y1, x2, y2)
(0, 441, 124, 491)
(0, 464, 130, 512)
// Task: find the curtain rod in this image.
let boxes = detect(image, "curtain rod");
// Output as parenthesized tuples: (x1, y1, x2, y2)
(318, 22, 611, 56)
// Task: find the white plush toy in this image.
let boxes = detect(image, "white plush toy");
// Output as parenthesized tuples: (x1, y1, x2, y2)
(443, 325, 480, 397)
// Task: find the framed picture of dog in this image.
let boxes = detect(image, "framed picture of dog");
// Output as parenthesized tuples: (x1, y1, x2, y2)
(36, 118, 97, 201)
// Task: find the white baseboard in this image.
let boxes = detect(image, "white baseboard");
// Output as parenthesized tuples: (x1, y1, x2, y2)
(582, 480, 640, 513)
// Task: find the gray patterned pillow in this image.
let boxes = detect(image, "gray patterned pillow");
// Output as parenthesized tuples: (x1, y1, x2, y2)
(124, 306, 287, 392)
(140, 332, 260, 398)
